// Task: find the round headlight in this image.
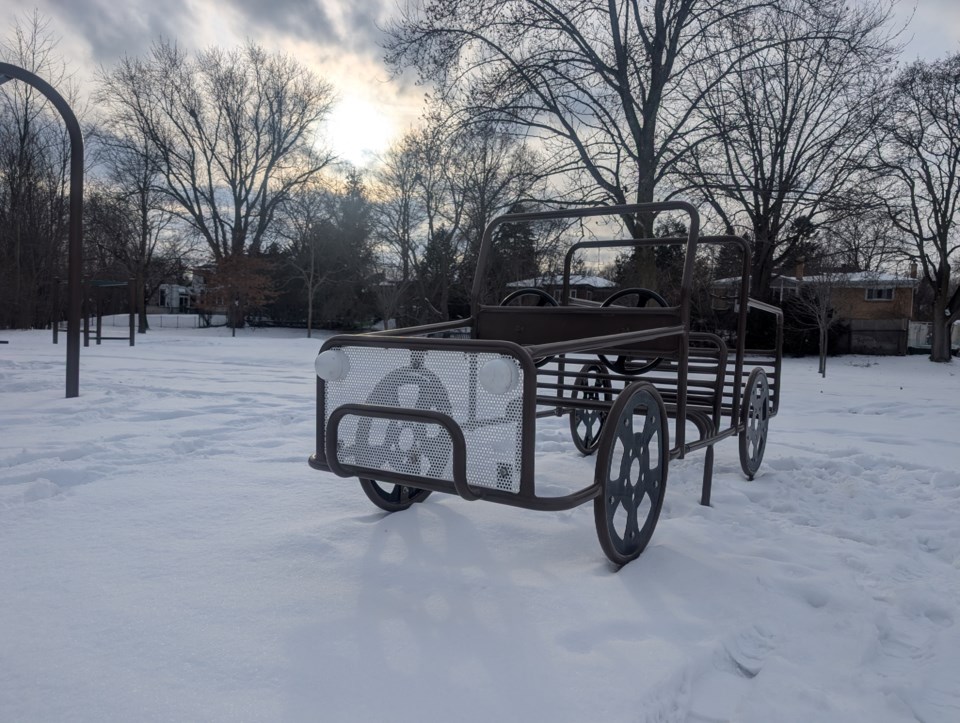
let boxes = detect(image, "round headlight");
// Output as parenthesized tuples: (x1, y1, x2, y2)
(478, 358, 519, 395)
(314, 349, 350, 382)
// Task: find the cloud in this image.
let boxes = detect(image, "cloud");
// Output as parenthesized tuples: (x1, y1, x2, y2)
(342, 0, 394, 54)
(41, 0, 194, 62)
(2, 0, 395, 66)
(0, 0, 434, 161)
(226, 0, 339, 44)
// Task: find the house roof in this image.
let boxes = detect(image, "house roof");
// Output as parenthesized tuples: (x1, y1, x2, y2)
(713, 272, 917, 288)
(776, 272, 918, 288)
(507, 274, 616, 289)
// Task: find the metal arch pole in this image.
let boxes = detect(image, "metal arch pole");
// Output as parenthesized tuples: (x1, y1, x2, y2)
(0, 63, 84, 397)
(129, 278, 136, 346)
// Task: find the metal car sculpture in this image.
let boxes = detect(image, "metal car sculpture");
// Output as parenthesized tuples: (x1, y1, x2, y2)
(309, 201, 782, 566)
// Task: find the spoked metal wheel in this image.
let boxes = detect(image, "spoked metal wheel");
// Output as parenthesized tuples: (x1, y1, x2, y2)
(739, 368, 771, 480)
(569, 363, 612, 455)
(359, 478, 432, 512)
(593, 382, 669, 566)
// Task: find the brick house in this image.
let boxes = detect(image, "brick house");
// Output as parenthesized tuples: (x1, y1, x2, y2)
(714, 267, 919, 354)
(776, 270, 918, 354)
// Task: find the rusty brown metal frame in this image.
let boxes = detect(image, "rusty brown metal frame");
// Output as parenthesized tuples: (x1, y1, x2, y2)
(310, 334, 603, 511)
(310, 201, 784, 514)
(469, 201, 701, 314)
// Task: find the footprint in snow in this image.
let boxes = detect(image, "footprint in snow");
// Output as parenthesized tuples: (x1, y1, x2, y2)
(684, 625, 780, 723)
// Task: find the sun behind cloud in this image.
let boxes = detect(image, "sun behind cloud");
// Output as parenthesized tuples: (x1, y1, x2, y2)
(324, 93, 397, 167)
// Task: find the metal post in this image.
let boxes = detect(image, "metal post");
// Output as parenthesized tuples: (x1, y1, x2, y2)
(0, 63, 84, 397)
(700, 445, 715, 507)
(52, 278, 60, 344)
(83, 295, 90, 347)
(129, 278, 135, 346)
(66, 123, 82, 395)
(96, 291, 103, 345)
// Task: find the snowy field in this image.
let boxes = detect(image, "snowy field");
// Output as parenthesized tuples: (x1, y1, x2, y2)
(1, 325, 959, 722)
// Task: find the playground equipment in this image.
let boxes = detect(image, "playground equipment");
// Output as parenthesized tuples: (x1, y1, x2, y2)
(0, 62, 83, 397)
(309, 202, 783, 566)
(52, 279, 135, 347)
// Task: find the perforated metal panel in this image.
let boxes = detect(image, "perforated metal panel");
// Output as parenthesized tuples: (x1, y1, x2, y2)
(323, 345, 525, 493)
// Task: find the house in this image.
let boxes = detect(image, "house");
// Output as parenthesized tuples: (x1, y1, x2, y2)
(155, 283, 195, 313)
(770, 270, 916, 322)
(151, 270, 206, 314)
(780, 270, 918, 355)
(713, 265, 919, 355)
(506, 274, 616, 302)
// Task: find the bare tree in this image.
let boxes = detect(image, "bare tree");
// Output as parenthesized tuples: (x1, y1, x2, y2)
(370, 272, 406, 331)
(372, 121, 465, 323)
(680, 0, 897, 298)
(455, 122, 544, 286)
(873, 54, 960, 362)
(373, 117, 545, 322)
(385, 0, 850, 285)
(87, 129, 173, 332)
(0, 11, 77, 329)
(821, 199, 900, 273)
(372, 131, 425, 322)
(97, 40, 335, 261)
(413, 119, 466, 320)
(279, 169, 377, 334)
(278, 184, 330, 337)
(788, 267, 846, 377)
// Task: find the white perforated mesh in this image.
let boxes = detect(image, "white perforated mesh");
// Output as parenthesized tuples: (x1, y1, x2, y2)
(323, 345, 524, 493)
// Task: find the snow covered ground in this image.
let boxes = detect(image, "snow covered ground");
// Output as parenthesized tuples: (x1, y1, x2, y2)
(1, 325, 959, 722)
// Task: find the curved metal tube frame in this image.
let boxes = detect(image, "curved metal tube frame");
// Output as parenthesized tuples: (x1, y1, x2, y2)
(1, 63, 84, 398)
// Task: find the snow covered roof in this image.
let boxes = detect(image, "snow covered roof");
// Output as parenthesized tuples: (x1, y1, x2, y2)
(507, 274, 616, 289)
(776, 272, 918, 288)
(713, 272, 917, 288)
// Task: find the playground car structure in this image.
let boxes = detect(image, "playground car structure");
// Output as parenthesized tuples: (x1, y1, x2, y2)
(309, 202, 782, 566)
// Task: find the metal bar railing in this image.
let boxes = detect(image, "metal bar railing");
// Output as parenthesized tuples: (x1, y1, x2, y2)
(326, 403, 478, 501)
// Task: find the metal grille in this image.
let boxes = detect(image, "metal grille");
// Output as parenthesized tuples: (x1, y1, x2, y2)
(324, 345, 525, 493)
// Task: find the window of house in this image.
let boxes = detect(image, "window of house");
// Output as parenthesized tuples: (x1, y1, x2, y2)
(865, 287, 894, 301)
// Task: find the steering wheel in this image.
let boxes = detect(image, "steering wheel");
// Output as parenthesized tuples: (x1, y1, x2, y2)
(500, 288, 559, 367)
(598, 287, 669, 375)
(499, 287, 559, 307)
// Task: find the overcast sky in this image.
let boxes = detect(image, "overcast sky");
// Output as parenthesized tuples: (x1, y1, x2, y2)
(0, 0, 423, 166)
(891, 0, 960, 60)
(2, 0, 959, 166)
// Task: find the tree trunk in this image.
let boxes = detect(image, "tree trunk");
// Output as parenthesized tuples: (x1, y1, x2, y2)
(229, 301, 244, 331)
(307, 288, 314, 339)
(631, 175, 658, 290)
(136, 273, 149, 333)
(930, 296, 952, 362)
(819, 327, 827, 377)
(751, 230, 776, 301)
(440, 285, 450, 321)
